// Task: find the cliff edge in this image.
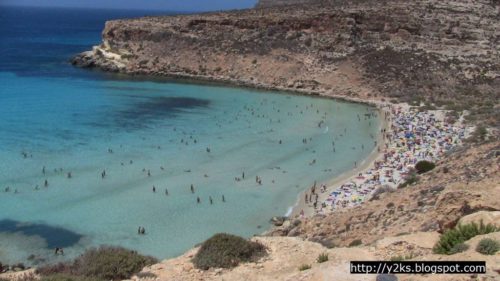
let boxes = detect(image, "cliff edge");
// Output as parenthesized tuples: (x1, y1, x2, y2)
(72, 0, 499, 126)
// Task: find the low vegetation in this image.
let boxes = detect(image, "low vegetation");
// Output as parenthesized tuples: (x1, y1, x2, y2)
(192, 233, 266, 270)
(316, 238, 336, 249)
(476, 238, 500, 255)
(449, 243, 470, 254)
(466, 125, 488, 143)
(414, 160, 436, 174)
(348, 239, 362, 247)
(390, 252, 415, 261)
(316, 253, 329, 263)
(397, 173, 418, 188)
(433, 221, 499, 255)
(298, 264, 311, 271)
(36, 246, 157, 281)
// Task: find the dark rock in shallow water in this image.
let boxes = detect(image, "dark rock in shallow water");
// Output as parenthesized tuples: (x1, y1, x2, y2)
(71, 51, 96, 68)
(0, 219, 82, 249)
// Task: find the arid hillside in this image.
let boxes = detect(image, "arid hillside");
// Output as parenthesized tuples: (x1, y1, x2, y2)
(73, 0, 499, 126)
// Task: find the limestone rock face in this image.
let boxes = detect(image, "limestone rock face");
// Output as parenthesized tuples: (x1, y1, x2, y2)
(72, 0, 499, 126)
(458, 211, 500, 227)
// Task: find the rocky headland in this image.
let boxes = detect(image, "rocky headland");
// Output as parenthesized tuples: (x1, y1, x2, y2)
(8, 0, 498, 280)
(72, 0, 499, 125)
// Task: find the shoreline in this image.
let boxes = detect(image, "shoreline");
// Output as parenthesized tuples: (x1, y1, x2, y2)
(82, 61, 384, 107)
(99, 68, 394, 219)
(289, 104, 390, 218)
(87, 63, 401, 219)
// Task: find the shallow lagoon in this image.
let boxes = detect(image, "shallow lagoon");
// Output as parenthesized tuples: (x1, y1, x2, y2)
(0, 6, 380, 265)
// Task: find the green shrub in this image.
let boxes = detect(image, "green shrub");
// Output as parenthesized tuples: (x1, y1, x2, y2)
(37, 247, 157, 281)
(415, 160, 436, 174)
(298, 264, 311, 271)
(449, 243, 469, 254)
(192, 233, 266, 270)
(316, 253, 329, 263)
(476, 238, 500, 255)
(349, 239, 362, 247)
(433, 221, 499, 255)
(72, 247, 157, 280)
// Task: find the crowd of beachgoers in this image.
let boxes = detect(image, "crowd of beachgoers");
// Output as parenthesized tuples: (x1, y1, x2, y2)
(301, 104, 470, 216)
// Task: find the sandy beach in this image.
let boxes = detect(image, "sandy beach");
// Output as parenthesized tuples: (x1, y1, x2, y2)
(290, 102, 469, 218)
(290, 104, 390, 217)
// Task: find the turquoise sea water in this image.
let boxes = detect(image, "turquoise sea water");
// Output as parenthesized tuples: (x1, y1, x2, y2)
(0, 7, 380, 265)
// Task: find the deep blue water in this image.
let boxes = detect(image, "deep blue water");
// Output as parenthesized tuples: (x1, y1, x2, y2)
(0, 6, 166, 78)
(0, 6, 380, 265)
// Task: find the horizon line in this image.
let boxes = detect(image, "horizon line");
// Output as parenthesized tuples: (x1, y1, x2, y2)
(0, 3, 234, 13)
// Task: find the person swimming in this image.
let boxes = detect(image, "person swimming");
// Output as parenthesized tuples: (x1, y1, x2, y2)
(138, 227, 145, 235)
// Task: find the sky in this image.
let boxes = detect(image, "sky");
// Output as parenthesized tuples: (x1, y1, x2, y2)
(0, 0, 258, 12)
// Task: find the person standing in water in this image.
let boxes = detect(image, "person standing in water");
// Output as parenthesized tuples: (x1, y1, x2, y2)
(190, 184, 194, 193)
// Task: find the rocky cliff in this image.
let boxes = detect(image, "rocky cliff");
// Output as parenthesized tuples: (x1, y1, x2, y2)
(73, 0, 500, 126)
(256, 0, 322, 8)
(255, 0, 375, 8)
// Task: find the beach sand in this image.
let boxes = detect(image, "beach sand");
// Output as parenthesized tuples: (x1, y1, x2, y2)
(290, 105, 390, 217)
